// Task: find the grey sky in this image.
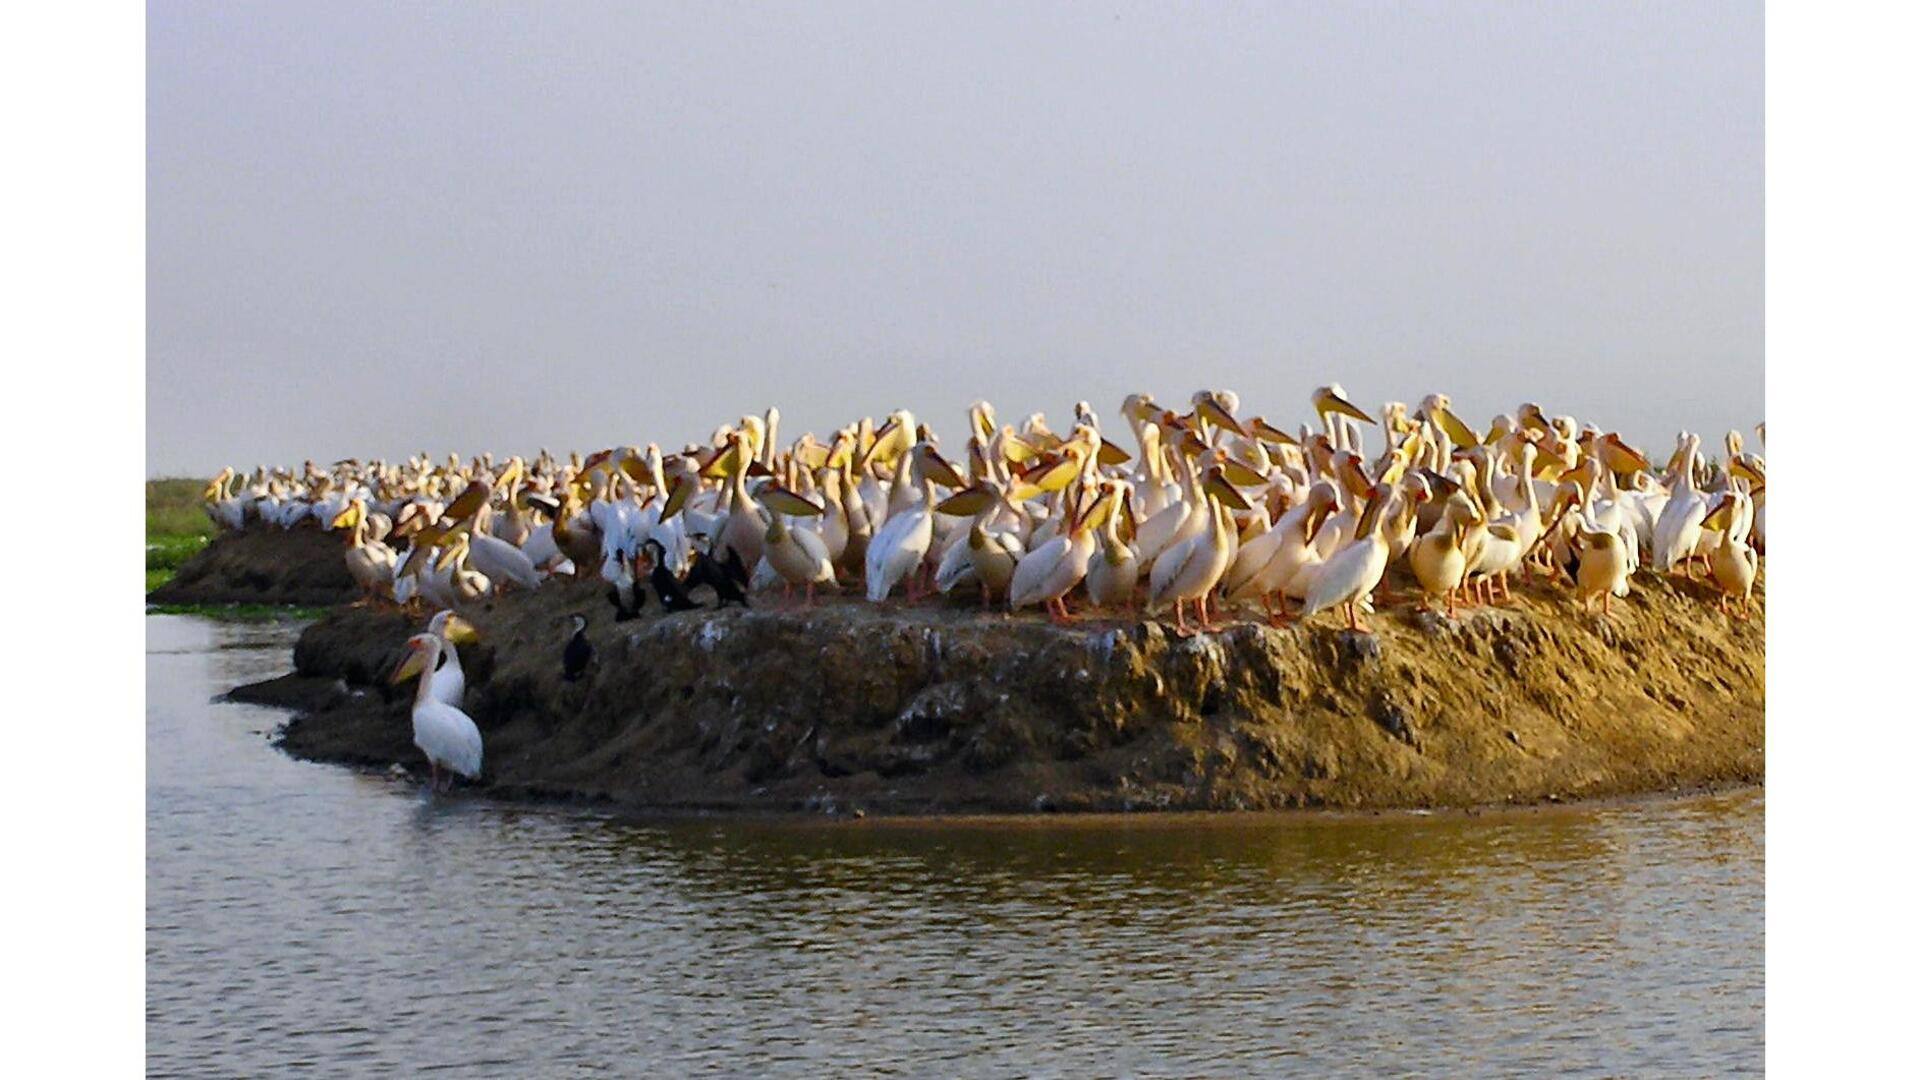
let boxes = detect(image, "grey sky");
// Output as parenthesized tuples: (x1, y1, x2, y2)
(148, 2, 1761, 476)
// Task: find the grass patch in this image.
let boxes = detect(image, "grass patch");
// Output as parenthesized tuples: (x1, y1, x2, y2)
(147, 478, 217, 540)
(146, 478, 218, 593)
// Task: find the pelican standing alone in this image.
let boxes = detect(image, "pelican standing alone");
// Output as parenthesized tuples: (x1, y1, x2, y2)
(390, 633, 484, 791)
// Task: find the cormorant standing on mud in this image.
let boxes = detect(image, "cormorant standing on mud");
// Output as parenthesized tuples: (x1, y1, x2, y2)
(644, 538, 702, 612)
(688, 539, 751, 608)
(563, 613, 593, 681)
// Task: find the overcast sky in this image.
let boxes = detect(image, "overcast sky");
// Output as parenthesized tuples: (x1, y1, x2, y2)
(148, 2, 1760, 476)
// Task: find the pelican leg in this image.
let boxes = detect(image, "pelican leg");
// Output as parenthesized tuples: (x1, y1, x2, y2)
(1446, 587, 1457, 620)
(1173, 598, 1192, 637)
(1344, 600, 1372, 634)
(427, 761, 438, 794)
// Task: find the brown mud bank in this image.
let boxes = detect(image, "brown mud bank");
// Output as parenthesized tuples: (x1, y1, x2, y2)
(241, 570, 1763, 815)
(149, 527, 360, 607)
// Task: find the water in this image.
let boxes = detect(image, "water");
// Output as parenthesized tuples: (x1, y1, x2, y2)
(148, 614, 1762, 1076)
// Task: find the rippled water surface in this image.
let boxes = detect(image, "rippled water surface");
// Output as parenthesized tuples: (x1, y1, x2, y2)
(148, 614, 1762, 1076)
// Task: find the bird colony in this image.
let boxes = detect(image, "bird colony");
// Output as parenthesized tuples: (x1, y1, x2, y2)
(202, 388, 1766, 636)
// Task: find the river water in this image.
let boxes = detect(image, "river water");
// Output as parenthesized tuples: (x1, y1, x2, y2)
(147, 614, 1762, 1076)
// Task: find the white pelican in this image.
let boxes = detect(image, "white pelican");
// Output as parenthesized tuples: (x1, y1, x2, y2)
(934, 480, 1027, 608)
(390, 633, 483, 791)
(1084, 480, 1140, 611)
(1409, 494, 1475, 618)
(389, 609, 480, 707)
(1651, 433, 1708, 574)
(330, 498, 397, 601)
(1226, 481, 1338, 624)
(202, 468, 246, 531)
(1148, 467, 1251, 635)
(1572, 517, 1632, 615)
(1009, 486, 1110, 623)
(865, 441, 963, 601)
(1302, 484, 1394, 632)
(1704, 488, 1758, 617)
(761, 486, 836, 604)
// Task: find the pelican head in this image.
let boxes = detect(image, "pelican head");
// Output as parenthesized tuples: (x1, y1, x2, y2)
(1312, 385, 1377, 426)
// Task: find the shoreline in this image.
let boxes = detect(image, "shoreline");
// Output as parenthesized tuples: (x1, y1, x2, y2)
(228, 558, 1764, 817)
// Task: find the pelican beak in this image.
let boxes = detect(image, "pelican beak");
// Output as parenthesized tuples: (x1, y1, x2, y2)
(860, 417, 908, 471)
(920, 448, 966, 489)
(1251, 417, 1299, 447)
(935, 485, 995, 516)
(1220, 457, 1267, 488)
(1430, 405, 1479, 447)
(762, 486, 826, 516)
(495, 459, 524, 491)
(443, 481, 491, 523)
(1203, 470, 1253, 511)
(969, 403, 996, 442)
(1027, 454, 1082, 493)
(1703, 497, 1733, 530)
(329, 505, 358, 530)
(1007, 479, 1046, 504)
(389, 642, 426, 684)
(1318, 390, 1377, 425)
(1195, 395, 1248, 437)
(1095, 441, 1133, 466)
(1081, 490, 1117, 531)
(443, 614, 480, 644)
(1305, 501, 1334, 542)
(662, 474, 696, 521)
(1001, 432, 1042, 465)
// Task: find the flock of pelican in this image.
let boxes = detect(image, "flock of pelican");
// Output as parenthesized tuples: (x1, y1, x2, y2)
(203, 388, 1766, 638)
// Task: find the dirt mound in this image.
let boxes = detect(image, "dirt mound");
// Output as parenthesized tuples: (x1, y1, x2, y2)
(148, 527, 360, 607)
(253, 568, 1763, 815)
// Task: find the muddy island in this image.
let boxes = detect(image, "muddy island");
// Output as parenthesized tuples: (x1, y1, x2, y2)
(233, 568, 1763, 815)
(149, 526, 361, 607)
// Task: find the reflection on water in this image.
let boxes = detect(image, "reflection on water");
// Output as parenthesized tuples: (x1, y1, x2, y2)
(148, 615, 1762, 1076)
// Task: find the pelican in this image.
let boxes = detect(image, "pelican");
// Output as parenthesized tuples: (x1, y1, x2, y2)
(1008, 485, 1109, 623)
(330, 498, 397, 601)
(1148, 467, 1251, 635)
(761, 486, 836, 604)
(935, 480, 1027, 608)
(390, 633, 483, 791)
(865, 441, 964, 601)
(1704, 488, 1758, 617)
(202, 468, 246, 531)
(1409, 494, 1475, 618)
(1085, 480, 1140, 611)
(1302, 484, 1394, 632)
(1572, 517, 1632, 616)
(1226, 481, 1338, 625)
(1652, 433, 1708, 574)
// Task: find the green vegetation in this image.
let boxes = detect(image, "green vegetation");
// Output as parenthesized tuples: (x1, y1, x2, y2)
(147, 477, 217, 540)
(146, 478, 215, 595)
(147, 478, 214, 592)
